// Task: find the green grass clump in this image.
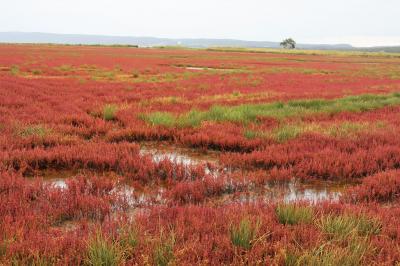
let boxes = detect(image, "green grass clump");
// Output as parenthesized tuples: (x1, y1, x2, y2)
(145, 112, 176, 127)
(176, 109, 203, 127)
(10, 65, 20, 75)
(318, 214, 381, 240)
(103, 104, 118, 121)
(318, 214, 358, 240)
(327, 122, 368, 137)
(285, 213, 380, 266)
(95, 71, 116, 81)
(17, 125, 49, 138)
(287, 98, 326, 110)
(0, 240, 8, 258)
(230, 218, 260, 250)
(232, 91, 241, 97)
(284, 250, 301, 266)
(293, 237, 369, 266)
(276, 204, 314, 225)
(31, 69, 43, 75)
(142, 92, 400, 128)
(271, 120, 383, 142)
(119, 225, 139, 259)
(56, 64, 73, 72)
(243, 129, 261, 139)
(86, 231, 122, 266)
(153, 232, 175, 266)
(272, 124, 304, 142)
(354, 215, 382, 236)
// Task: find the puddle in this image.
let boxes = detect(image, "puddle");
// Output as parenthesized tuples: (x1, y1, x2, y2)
(140, 142, 222, 177)
(220, 180, 347, 204)
(113, 185, 165, 208)
(51, 179, 68, 189)
(269, 181, 343, 203)
(283, 187, 341, 202)
(140, 142, 219, 166)
(27, 169, 79, 190)
(27, 145, 353, 204)
(186, 66, 207, 71)
(35, 169, 165, 207)
(175, 65, 238, 72)
(43, 178, 345, 205)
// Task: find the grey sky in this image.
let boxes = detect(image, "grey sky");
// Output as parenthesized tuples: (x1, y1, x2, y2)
(1, 0, 399, 46)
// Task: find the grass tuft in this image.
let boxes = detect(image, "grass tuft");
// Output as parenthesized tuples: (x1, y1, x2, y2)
(103, 104, 118, 121)
(57, 64, 73, 72)
(86, 231, 122, 266)
(273, 124, 304, 142)
(153, 232, 175, 266)
(318, 214, 358, 240)
(318, 213, 382, 240)
(295, 237, 370, 266)
(229, 218, 260, 250)
(32, 69, 43, 75)
(276, 204, 314, 225)
(243, 129, 261, 139)
(145, 112, 176, 127)
(354, 215, 382, 236)
(10, 65, 20, 75)
(17, 125, 49, 138)
(119, 225, 139, 259)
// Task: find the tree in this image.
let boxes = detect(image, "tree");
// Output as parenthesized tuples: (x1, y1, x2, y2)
(280, 38, 296, 49)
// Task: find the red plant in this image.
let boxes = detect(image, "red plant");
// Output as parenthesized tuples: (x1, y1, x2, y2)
(344, 170, 400, 203)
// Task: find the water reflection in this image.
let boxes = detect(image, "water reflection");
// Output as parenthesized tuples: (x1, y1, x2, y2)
(51, 179, 68, 189)
(228, 181, 345, 204)
(36, 144, 349, 204)
(139, 143, 219, 166)
(45, 178, 343, 205)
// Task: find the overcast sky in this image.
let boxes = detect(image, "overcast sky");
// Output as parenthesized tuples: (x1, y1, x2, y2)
(1, 0, 399, 47)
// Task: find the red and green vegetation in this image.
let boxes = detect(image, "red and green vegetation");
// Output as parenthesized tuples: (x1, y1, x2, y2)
(1, 44, 400, 264)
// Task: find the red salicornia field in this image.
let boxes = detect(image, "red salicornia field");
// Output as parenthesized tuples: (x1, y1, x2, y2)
(1, 44, 400, 265)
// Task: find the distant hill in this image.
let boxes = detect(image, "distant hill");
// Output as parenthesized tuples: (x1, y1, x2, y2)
(358, 46, 400, 53)
(0, 32, 399, 52)
(0, 32, 354, 50)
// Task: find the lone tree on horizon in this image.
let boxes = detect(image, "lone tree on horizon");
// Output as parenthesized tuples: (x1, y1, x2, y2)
(280, 38, 296, 49)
